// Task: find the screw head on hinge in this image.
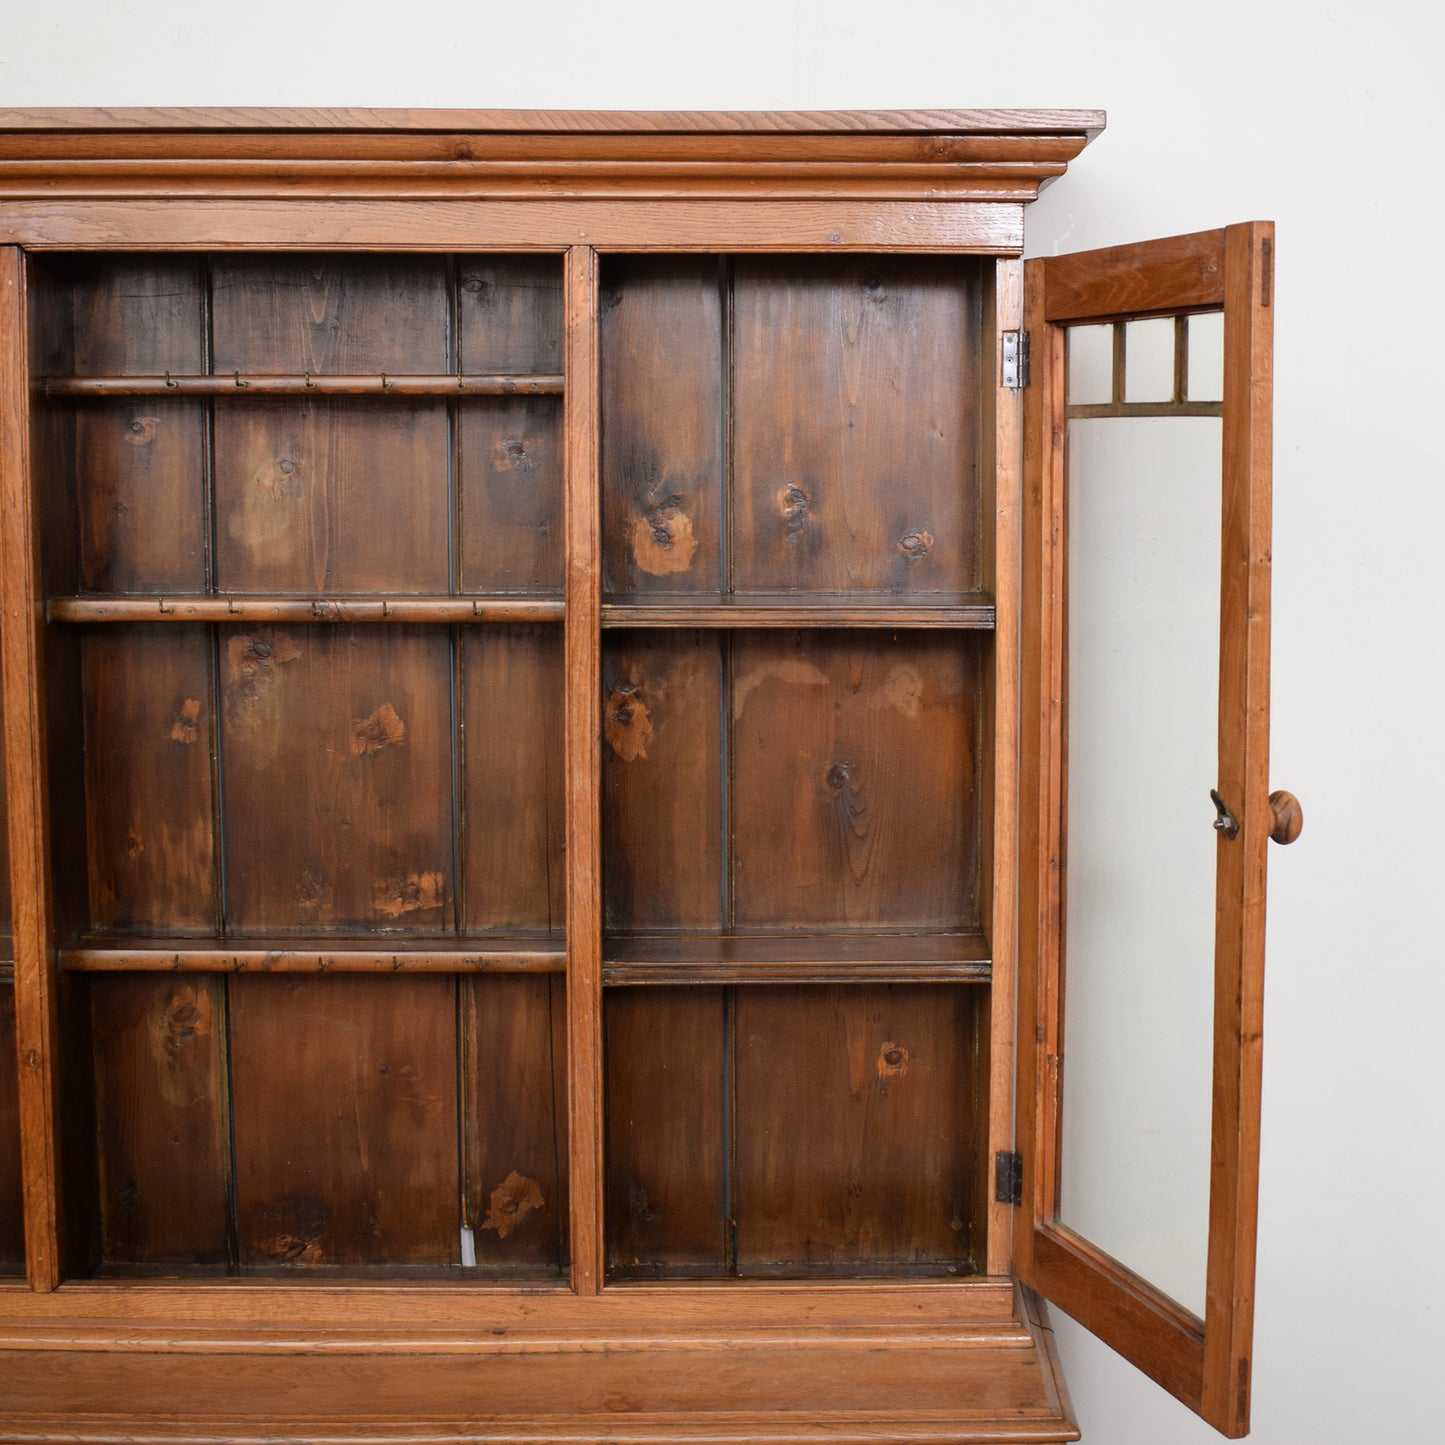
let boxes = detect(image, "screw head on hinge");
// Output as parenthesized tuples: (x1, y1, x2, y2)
(1002, 330, 1030, 390)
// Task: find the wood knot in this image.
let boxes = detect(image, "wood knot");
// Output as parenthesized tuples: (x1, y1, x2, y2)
(778, 483, 811, 536)
(123, 415, 159, 446)
(631, 491, 698, 576)
(877, 1041, 909, 1079)
(825, 761, 854, 791)
(862, 277, 886, 302)
(352, 702, 406, 755)
(169, 697, 202, 744)
(605, 683, 654, 761)
(461, 274, 486, 295)
(481, 1170, 545, 1240)
(373, 870, 446, 919)
(898, 530, 934, 561)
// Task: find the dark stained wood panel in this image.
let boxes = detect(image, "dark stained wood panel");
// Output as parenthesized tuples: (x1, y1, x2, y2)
(75, 401, 206, 594)
(82, 626, 216, 933)
(462, 975, 567, 1277)
(459, 397, 563, 594)
(210, 255, 449, 374)
(731, 257, 980, 594)
(601, 631, 723, 932)
(221, 626, 454, 934)
(0, 982, 21, 1271)
(230, 974, 459, 1269)
(59, 257, 208, 593)
(87, 974, 229, 1267)
(734, 985, 978, 1274)
(605, 987, 727, 1277)
(0, 676, 9, 926)
(731, 632, 980, 931)
(457, 256, 563, 374)
(461, 627, 564, 933)
(65, 256, 204, 375)
(212, 400, 450, 594)
(600, 258, 723, 597)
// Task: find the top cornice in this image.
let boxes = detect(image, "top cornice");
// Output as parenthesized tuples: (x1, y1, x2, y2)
(0, 109, 1103, 206)
(0, 108, 1106, 136)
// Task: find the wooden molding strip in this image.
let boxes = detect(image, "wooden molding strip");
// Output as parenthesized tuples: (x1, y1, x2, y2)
(601, 595, 995, 628)
(46, 596, 564, 625)
(563, 244, 604, 1298)
(60, 937, 565, 975)
(43, 372, 563, 397)
(0, 108, 1106, 137)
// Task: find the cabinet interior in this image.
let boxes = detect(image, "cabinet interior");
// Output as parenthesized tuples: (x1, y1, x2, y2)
(15, 247, 1003, 1286)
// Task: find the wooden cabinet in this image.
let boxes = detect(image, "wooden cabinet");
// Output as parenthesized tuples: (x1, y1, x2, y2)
(0, 109, 1291, 1441)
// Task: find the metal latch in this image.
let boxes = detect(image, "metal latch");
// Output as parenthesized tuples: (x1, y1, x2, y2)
(1002, 330, 1030, 390)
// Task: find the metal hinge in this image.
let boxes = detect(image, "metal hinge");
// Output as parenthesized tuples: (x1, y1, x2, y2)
(994, 1150, 1023, 1206)
(1001, 330, 1030, 390)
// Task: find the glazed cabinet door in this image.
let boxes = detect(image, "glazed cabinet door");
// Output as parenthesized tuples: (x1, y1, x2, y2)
(1015, 223, 1296, 1437)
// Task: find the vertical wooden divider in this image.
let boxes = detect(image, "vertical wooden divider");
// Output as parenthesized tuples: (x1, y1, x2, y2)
(0, 247, 61, 1290)
(1199, 220, 1274, 1435)
(564, 244, 604, 1294)
(985, 258, 1023, 1278)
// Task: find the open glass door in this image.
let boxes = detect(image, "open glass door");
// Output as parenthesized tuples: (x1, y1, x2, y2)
(1015, 224, 1299, 1437)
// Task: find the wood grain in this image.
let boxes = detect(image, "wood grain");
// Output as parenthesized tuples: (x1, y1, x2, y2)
(0, 106, 1106, 134)
(230, 974, 459, 1270)
(605, 987, 727, 1278)
(0, 981, 22, 1271)
(601, 631, 723, 932)
(730, 633, 980, 931)
(459, 397, 564, 594)
(62, 935, 564, 973)
(462, 974, 568, 1278)
(220, 626, 454, 933)
(211, 256, 449, 374)
(562, 245, 604, 1295)
(731, 257, 981, 594)
(461, 626, 565, 932)
(734, 985, 979, 1275)
(50, 597, 564, 623)
(985, 258, 1023, 1275)
(600, 258, 723, 597)
(0, 200, 1028, 256)
(0, 1336, 1081, 1442)
(1016, 224, 1275, 1438)
(601, 594, 995, 628)
(59, 257, 208, 594)
(87, 974, 230, 1267)
(81, 626, 216, 933)
(1198, 220, 1275, 1439)
(457, 255, 563, 374)
(212, 400, 450, 595)
(0, 245, 63, 1288)
(1043, 230, 1227, 323)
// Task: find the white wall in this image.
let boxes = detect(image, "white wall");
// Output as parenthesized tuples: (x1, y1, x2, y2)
(4, 3, 1441, 1440)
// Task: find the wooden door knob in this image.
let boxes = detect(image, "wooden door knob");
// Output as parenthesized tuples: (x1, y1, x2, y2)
(1268, 790, 1303, 844)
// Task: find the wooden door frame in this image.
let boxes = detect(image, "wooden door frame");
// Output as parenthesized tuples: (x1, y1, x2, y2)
(1015, 223, 1275, 1438)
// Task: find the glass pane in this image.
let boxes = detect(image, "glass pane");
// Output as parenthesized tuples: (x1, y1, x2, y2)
(1066, 324, 1114, 407)
(1188, 311, 1225, 402)
(1058, 409, 1222, 1318)
(1123, 318, 1175, 402)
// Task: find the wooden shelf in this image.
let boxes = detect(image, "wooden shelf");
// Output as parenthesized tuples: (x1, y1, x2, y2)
(601, 593, 996, 629)
(603, 932, 990, 985)
(61, 934, 566, 975)
(42, 372, 564, 398)
(47, 596, 564, 624)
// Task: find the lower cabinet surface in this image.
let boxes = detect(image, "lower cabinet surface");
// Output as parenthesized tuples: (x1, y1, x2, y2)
(0, 1286, 1078, 1444)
